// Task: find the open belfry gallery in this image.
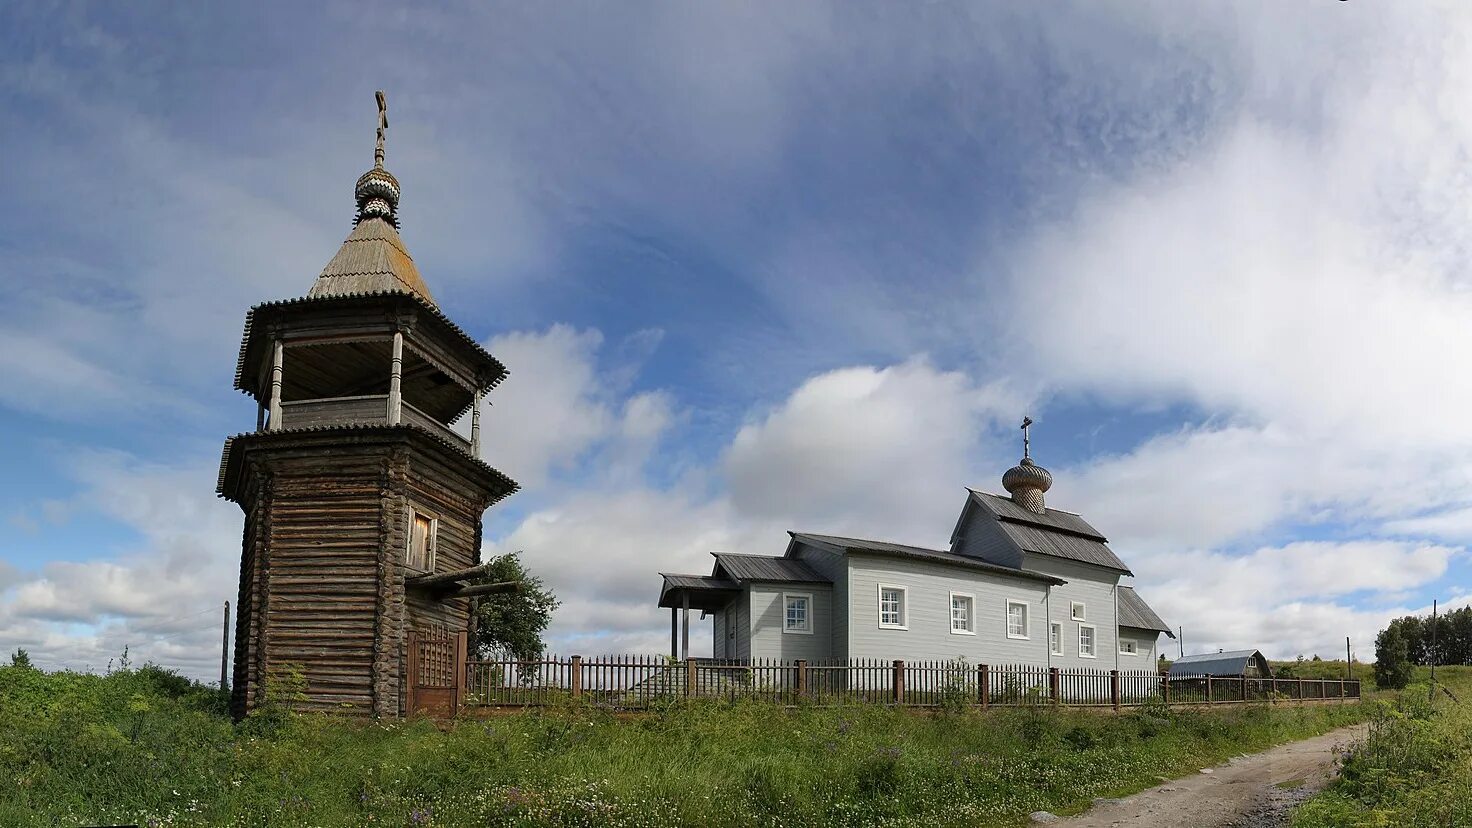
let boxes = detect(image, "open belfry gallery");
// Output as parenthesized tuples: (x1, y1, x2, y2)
(217, 93, 518, 718)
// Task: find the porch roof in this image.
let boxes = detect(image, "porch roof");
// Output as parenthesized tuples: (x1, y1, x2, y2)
(658, 573, 740, 611)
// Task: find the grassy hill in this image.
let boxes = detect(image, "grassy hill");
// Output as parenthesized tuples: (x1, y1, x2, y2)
(0, 659, 1374, 828)
(1291, 665, 1472, 828)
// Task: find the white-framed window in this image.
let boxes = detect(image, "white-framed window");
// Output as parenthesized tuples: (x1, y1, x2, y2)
(878, 584, 907, 629)
(1078, 623, 1097, 658)
(1006, 599, 1029, 639)
(1119, 638, 1138, 656)
(783, 593, 812, 634)
(406, 510, 438, 572)
(1071, 601, 1086, 622)
(949, 592, 975, 635)
(1050, 622, 1062, 655)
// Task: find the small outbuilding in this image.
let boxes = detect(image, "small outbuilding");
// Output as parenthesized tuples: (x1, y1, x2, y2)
(1167, 649, 1273, 680)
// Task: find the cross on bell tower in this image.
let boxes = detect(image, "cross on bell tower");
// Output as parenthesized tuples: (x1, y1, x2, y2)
(218, 93, 519, 718)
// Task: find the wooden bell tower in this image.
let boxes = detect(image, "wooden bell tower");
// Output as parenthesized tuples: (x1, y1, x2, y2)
(218, 93, 517, 718)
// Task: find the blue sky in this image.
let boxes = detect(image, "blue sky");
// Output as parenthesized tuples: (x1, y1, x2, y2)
(3, 1, 1471, 677)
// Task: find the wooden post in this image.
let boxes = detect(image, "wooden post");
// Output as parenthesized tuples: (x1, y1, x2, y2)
(795, 659, 808, 698)
(1241, 675, 1248, 703)
(978, 664, 990, 710)
(387, 331, 404, 424)
(685, 657, 697, 698)
(220, 600, 230, 691)
(1049, 667, 1060, 705)
(267, 339, 284, 430)
(1205, 675, 1213, 703)
(451, 631, 467, 717)
(1110, 670, 1121, 711)
(1160, 671, 1170, 704)
(1296, 677, 1303, 700)
(892, 660, 905, 704)
(570, 655, 583, 699)
(470, 388, 482, 456)
(681, 594, 690, 661)
(670, 607, 678, 660)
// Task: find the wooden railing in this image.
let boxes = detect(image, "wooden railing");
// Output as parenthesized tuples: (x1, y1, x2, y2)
(273, 395, 469, 449)
(457, 656, 1362, 712)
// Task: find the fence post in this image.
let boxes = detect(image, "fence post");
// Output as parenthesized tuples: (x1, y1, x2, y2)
(795, 659, 808, 699)
(1048, 667, 1060, 705)
(685, 657, 696, 698)
(978, 664, 990, 710)
(1110, 670, 1121, 711)
(451, 631, 467, 718)
(570, 655, 583, 699)
(1296, 677, 1303, 700)
(1339, 680, 1345, 702)
(1205, 675, 1213, 703)
(1241, 675, 1248, 703)
(1160, 671, 1170, 704)
(892, 660, 905, 704)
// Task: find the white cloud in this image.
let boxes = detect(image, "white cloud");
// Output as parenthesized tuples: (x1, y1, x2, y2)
(1129, 540, 1460, 660)
(725, 359, 1023, 544)
(475, 325, 613, 489)
(0, 451, 238, 677)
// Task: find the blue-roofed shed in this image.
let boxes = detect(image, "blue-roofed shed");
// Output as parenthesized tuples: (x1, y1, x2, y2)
(1168, 649, 1273, 680)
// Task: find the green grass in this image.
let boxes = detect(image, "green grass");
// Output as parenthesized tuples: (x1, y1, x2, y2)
(1292, 665, 1472, 828)
(0, 663, 1373, 828)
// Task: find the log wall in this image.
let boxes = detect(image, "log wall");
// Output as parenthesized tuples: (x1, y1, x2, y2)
(225, 428, 510, 719)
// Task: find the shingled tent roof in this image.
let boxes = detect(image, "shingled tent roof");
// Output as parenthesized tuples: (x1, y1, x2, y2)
(966, 490, 1133, 574)
(1117, 586, 1173, 636)
(308, 216, 435, 305)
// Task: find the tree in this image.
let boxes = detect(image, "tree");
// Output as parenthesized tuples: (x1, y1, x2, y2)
(471, 553, 559, 661)
(9, 648, 33, 669)
(1374, 625, 1412, 690)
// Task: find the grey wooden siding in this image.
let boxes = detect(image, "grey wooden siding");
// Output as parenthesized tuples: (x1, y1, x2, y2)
(1118, 627, 1162, 666)
(748, 584, 833, 661)
(733, 594, 751, 660)
(845, 553, 1050, 664)
(949, 500, 1025, 569)
(1023, 553, 1121, 671)
(790, 542, 848, 658)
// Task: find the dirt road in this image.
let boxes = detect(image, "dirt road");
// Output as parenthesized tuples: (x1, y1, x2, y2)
(1044, 723, 1366, 828)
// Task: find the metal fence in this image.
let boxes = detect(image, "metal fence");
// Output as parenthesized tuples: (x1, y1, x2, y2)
(458, 656, 1362, 711)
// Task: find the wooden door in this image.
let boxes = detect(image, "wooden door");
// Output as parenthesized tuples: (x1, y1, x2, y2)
(406, 628, 466, 717)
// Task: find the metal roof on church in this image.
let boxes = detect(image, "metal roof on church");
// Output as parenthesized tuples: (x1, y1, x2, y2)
(968, 490, 1132, 574)
(712, 553, 826, 583)
(790, 532, 1065, 585)
(1117, 586, 1173, 635)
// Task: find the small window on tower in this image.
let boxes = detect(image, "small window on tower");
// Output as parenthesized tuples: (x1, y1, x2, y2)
(407, 511, 437, 572)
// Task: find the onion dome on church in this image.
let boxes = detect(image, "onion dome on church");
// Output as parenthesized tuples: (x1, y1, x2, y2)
(307, 91, 436, 306)
(1002, 417, 1052, 514)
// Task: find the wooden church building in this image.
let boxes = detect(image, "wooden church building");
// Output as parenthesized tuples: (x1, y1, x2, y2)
(218, 94, 518, 718)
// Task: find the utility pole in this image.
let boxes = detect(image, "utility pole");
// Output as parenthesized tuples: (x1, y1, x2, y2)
(1178, 627, 1184, 659)
(220, 600, 230, 692)
(1429, 599, 1438, 701)
(1346, 636, 1352, 681)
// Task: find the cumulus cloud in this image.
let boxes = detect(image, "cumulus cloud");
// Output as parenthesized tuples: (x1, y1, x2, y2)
(10, 2, 1472, 677)
(725, 360, 1022, 543)
(0, 451, 238, 676)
